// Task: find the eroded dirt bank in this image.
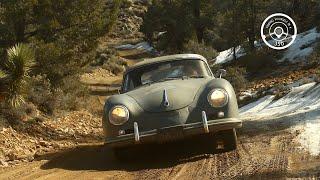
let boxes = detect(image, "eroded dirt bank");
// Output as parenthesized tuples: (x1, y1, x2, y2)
(0, 117, 319, 180)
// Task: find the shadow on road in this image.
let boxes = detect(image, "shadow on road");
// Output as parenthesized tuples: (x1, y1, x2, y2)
(40, 135, 225, 172)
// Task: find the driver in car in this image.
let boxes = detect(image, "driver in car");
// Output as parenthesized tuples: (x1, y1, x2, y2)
(183, 64, 199, 77)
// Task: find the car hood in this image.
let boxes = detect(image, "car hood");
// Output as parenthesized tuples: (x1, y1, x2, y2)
(126, 78, 210, 112)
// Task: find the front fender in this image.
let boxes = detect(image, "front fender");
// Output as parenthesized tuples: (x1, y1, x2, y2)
(187, 78, 239, 123)
(103, 94, 144, 138)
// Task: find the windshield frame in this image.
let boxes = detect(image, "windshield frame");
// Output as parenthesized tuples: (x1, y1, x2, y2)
(121, 58, 213, 93)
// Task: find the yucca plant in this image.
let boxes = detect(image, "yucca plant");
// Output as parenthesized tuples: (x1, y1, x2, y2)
(0, 44, 35, 107)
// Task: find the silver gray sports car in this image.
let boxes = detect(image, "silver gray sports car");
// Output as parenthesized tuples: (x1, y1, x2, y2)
(102, 54, 242, 158)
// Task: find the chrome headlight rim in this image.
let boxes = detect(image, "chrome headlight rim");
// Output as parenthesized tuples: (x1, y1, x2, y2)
(108, 105, 130, 126)
(207, 88, 229, 108)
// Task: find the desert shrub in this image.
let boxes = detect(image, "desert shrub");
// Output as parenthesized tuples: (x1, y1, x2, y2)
(210, 64, 222, 76)
(225, 66, 248, 91)
(183, 40, 218, 60)
(102, 55, 127, 75)
(102, 63, 123, 75)
(309, 42, 320, 81)
(0, 114, 9, 129)
(210, 64, 247, 91)
(54, 76, 89, 112)
(121, 0, 133, 8)
(238, 48, 278, 74)
(93, 48, 117, 66)
(27, 75, 89, 114)
(27, 75, 56, 114)
(309, 41, 320, 66)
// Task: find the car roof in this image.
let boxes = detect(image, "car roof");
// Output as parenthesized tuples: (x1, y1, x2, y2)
(126, 54, 207, 73)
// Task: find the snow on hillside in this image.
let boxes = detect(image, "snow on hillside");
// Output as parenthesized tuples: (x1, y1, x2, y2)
(215, 27, 320, 64)
(115, 41, 154, 52)
(280, 28, 320, 63)
(214, 46, 245, 64)
(240, 82, 320, 155)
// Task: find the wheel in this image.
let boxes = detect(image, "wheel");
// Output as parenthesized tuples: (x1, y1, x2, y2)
(219, 129, 237, 151)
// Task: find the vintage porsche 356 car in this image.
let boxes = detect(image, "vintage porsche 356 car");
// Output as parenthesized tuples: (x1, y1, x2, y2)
(103, 54, 242, 158)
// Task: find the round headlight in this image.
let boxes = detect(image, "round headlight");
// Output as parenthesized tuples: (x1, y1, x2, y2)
(108, 105, 129, 125)
(207, 88, 229, 107)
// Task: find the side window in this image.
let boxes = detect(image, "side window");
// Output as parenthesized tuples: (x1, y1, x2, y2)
(123, 75, 129, 92)
(128, 79, 134, 91)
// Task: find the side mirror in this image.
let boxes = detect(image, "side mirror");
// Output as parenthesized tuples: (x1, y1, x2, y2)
(117, 86, 123, 94)
(216, 69, 227, 78)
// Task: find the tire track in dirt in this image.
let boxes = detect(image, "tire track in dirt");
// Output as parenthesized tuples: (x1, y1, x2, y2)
(169, 157, 213, 180)
(166, 163, 188, 179)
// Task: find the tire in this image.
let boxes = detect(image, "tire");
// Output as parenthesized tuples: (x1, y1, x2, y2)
(220, 129, 237, 151)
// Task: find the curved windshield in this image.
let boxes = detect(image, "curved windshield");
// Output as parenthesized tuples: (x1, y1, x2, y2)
(123, 59, 211, 92)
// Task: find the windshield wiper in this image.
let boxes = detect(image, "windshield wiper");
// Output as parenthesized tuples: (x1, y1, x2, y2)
(187, 75, 206, 78)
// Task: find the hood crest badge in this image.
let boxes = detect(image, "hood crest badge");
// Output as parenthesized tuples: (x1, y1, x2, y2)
(163, 89, 170, 107)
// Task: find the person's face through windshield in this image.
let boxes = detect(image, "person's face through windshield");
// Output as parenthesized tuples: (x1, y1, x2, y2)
(183, 64, 199, 77)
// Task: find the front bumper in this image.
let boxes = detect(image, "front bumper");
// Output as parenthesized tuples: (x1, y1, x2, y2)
(105, 111, 242, 148)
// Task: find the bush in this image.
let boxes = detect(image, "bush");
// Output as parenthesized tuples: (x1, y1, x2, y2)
(27, 75, 89, 115)
(54, 76, 89, 112)
(309, 42, 320, 81)
(238, 48, 278, 74)
(225, 66, 248, 91)
(183, 40, 218, 60)
(309, 41, 320, 66)
(27, 75, 56, 115)
(211, 64, 247, 91)
(101, 55, 127, 75)
(210, 64, 222, 76)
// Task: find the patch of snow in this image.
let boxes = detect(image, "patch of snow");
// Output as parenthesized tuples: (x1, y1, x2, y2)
(241, 82, 318, 118)
(240, 95, 275, 115)
(116, 42, 154, 52)
(240, 81, 320, 155)
(214, 46, 245, 64)
(280, 28, 320, 63)
(158, 31, 167, 37)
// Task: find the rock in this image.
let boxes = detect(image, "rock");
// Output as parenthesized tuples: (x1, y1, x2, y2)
(39, 140, 50, 147)
(0, 159, 8, 167)
(100, 53, 109, 61)
(52, 143, 61, 149)
(7, 152, 18, 161)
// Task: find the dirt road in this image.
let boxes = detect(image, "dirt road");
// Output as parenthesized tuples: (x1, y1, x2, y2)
(1, 116, 319, 180)
(1, 67, 320, 179)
